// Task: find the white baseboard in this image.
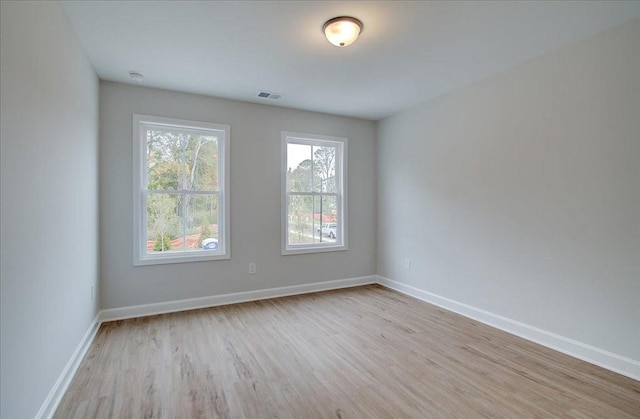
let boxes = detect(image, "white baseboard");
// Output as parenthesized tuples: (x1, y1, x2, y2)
(377, 275, 640, 381)
(35, 313, 101, 419)
(100, 275, 377, 322)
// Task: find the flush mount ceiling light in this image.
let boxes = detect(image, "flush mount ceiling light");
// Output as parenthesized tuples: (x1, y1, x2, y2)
(323, 16, 363, 47)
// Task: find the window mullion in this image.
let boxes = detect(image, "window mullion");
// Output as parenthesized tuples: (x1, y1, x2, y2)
(182, 192, 187, 251)
(310, 146, 316, 240)
(287, 192, 338, 197)
(146, 189, 219, 195)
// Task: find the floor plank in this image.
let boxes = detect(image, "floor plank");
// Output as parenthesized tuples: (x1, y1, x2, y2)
(54, 285, 640, 418)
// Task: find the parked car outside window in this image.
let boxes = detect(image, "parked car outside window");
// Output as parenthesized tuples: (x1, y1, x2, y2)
(202, 238, 219, 250)
(316, 223, 337, 239)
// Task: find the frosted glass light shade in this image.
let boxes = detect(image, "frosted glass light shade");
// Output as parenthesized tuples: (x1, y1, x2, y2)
(323, 17, 362, 47)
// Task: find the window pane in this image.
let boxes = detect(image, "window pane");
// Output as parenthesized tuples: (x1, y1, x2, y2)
(313, 145, 337, 193)
(185, 135, 218, 191)
(312, 195, 321, 243)
(316, 195, 338, 243)
(147, 130, 185, 190)
(287, 195, 314, 245)
(146, 193, 183, 253)
(185, 194, 219, 251)
(287, 143, 312, 192)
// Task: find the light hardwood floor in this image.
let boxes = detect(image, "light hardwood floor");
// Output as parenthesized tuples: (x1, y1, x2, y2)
(55, 285, 640, 418)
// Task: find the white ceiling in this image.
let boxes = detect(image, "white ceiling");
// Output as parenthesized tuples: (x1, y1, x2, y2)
(62, 1, 640, 120)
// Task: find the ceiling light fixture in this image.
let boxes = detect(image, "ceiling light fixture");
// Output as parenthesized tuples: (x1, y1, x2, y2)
(323, 16, 363, 47)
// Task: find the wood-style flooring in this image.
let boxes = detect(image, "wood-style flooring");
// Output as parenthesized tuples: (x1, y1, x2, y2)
(55, 285, 640, 418)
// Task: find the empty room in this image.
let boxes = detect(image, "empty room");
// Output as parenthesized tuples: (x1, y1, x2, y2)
(1, 1, 639, 418)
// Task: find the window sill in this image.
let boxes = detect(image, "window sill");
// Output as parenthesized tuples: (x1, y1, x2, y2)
(134, 252, 230, 266)
(282, 244, 348, 256)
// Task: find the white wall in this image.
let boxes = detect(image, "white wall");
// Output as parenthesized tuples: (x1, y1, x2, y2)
(377, 19, 639, 361)
(100, 82, 376, 309)
(0, 2, 100, 418)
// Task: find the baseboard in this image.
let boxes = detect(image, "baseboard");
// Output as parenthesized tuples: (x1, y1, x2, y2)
(377, 276, 640, 381)
(100, 275, 377, 322)
(35, 312, 101, 419)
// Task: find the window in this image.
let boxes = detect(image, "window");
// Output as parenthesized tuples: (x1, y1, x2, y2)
(282, 132, 347, 255)
(133, 115, 230, 265)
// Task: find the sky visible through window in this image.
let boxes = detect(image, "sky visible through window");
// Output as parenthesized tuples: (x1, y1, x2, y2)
(287, 143, 311, 171)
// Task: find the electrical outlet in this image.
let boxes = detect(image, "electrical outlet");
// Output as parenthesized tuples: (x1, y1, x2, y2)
(404, 258, 411, 270)
(249, 262, 257, 274)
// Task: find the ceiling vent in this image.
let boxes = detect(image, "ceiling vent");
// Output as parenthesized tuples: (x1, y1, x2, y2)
(258, 91, 282, 100)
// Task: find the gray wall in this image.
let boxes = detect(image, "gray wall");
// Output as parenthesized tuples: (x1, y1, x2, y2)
(100, 82, 376, 309)
(0, 2, 100, 418)
(377, 19, 639, 360)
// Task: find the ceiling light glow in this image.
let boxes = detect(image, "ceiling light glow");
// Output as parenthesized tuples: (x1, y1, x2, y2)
(323, 16, 363, 47)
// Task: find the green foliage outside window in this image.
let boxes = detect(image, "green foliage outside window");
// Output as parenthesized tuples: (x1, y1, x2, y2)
(153, 234, 173, 251)
(146, 129, 220, 251)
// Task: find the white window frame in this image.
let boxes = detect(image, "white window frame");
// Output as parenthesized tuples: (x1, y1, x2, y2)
(281, 131, 348, 255)
(133, 114, 230, 266)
